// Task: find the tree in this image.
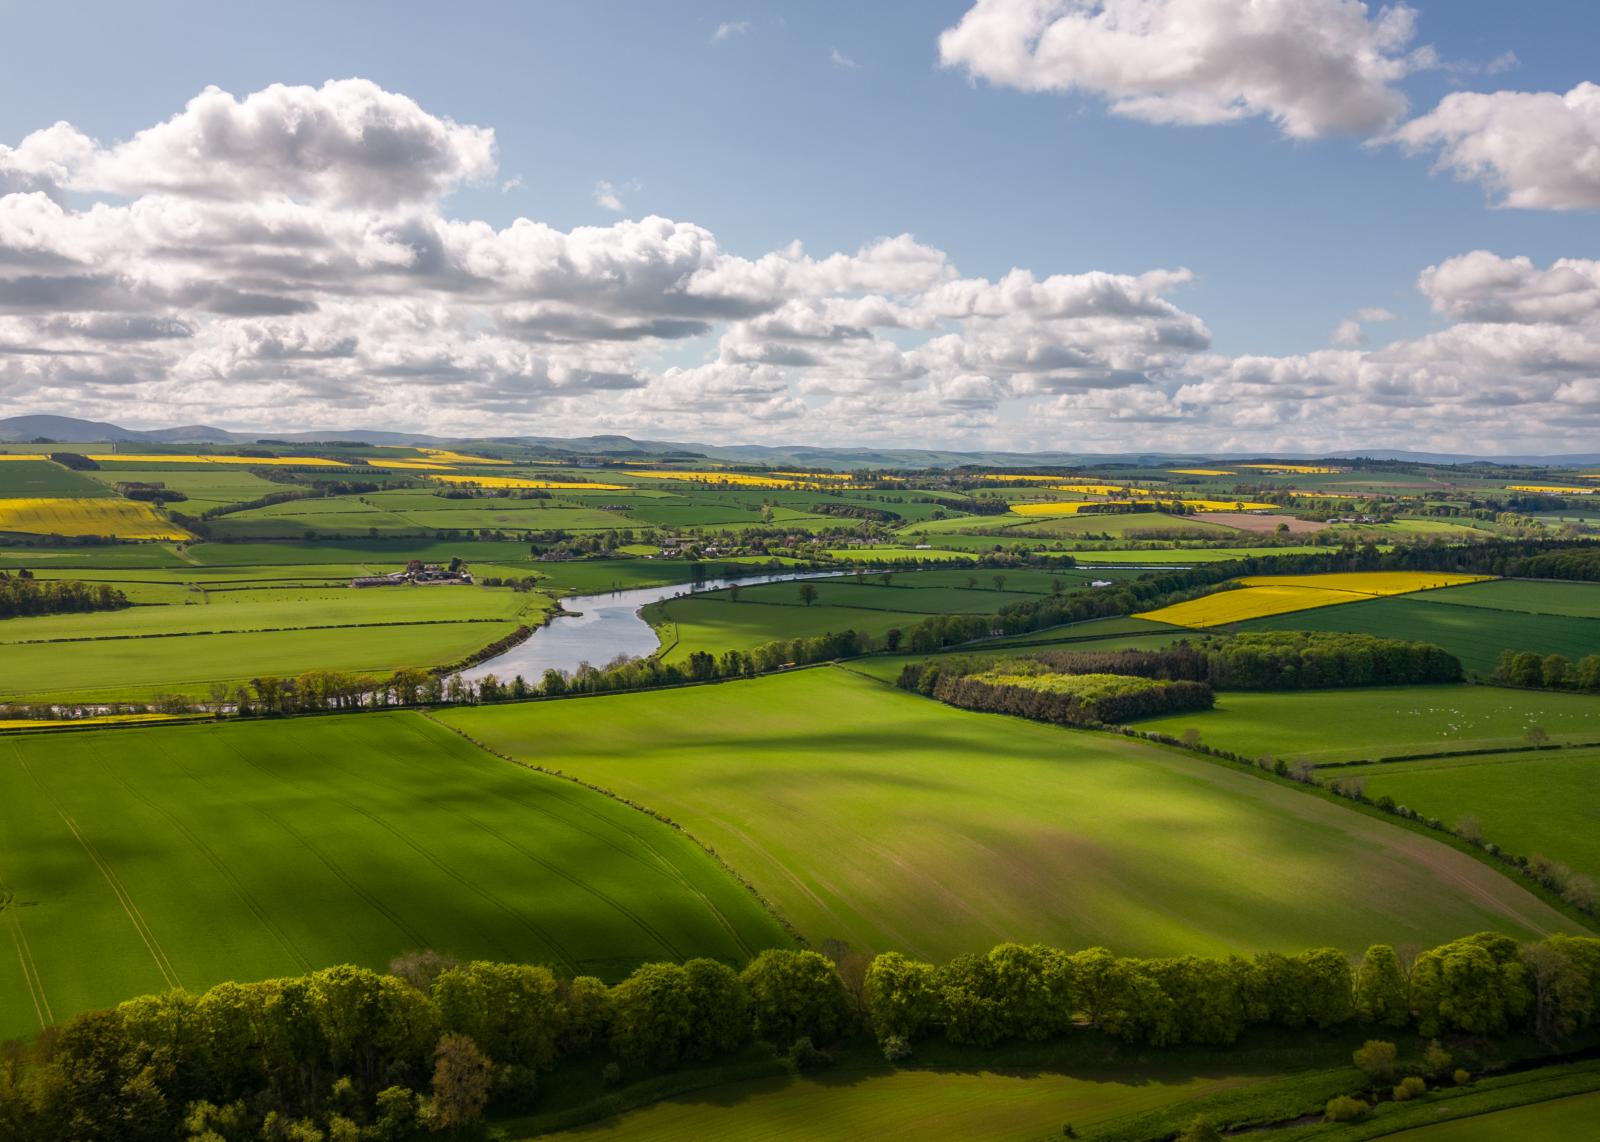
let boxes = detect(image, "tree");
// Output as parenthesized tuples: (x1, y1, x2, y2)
(432, 961, 565, 1070)
(798, 583, 819, 607)
(1542, 654, 1571, 688)
(1354, 945, 1409, 1028)
(1521, 940, 1592, 1046)
(1352, 1039, 1397, 1083)
(740, 949, 852, 1046)
(864, 953, 939, 1041)
(992, 574, 1007, 591)
(426, 1034, 491, 1133)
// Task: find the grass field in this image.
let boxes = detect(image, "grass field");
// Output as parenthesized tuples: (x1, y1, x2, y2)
(530, 1065, 1262, 1141)
(1137, 686, 1600, 763)
(0, 621, 526, 701)
(0, 713, 789, 1040)
(1237, 596, 1600, 675)
(1380, 1091, 1600, 1140)
(1348, 747, 1600, 877)
(0, 461, 114, 499)
(650, 592, 931, 662)
(1410, 577, 1600, 619)
(443, 670, 1572, 963)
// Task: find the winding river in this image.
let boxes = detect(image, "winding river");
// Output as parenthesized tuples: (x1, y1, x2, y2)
(459, 569, 846, 683)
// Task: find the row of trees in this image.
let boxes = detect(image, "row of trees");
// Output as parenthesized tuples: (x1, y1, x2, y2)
(3, 933, 1596, 1141)
(920, 668, 1214, 727)
(0, 573, 128, 619)
(1494, 649, 1600, 692)
(898, 631, 1461, 702)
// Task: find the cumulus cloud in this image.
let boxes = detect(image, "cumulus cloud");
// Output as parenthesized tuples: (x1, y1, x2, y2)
(938, 0, 1424, 139)
(1390, 82, 1600, 210)
(1332, 307, 1397, 345)
(711, 21, 750, 43)
(6, 78, 1600, 453)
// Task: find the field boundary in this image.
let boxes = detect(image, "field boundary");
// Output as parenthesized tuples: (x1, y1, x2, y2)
(418, 711, 807, 950)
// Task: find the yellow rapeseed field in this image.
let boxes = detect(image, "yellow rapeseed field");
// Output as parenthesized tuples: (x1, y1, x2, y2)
(1010, 500, 1129, 515)
(1506, 484, 1595, 495)
(626, 470, 820, 488)
(1180, 499, 1278, 511)
(1137, 570, 1491, 628)
(1237, 463, 1342, 474)
(0, 714, 187, 730)
(417, 448, 513, 465)
(0, 497, 189, 540)
(1049, 483, 1158, 497)
(1168, 468, 1234, 476)
(0, 454, 50, 461)
(978, 474, 1065, 482)
(86, 454, 348, 467)
(430, 474, 629, 490)
(369, 459, 457, 471)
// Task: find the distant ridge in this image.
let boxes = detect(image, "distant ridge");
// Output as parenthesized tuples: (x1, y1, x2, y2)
(4, 414, 1599, 468)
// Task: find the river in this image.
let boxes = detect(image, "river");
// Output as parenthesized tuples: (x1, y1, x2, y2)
(459, 569, 847, 683)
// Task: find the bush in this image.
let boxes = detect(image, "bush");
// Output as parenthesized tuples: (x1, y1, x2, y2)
(1453, 1068, 1471, 1085)
(1393, 1075, 1427, 1101)
(1423, 1039, 1453, 1078)
(1324, 1096, 1369, 1122)
(1352, 1039, 1397, 1082)
(1177, 1113, 1223, 1142)
(879, 1034, 912, 1062)
(786, 1035, 833, 1071)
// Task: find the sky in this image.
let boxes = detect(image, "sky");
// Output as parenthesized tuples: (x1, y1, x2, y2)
(1, 0, 1598, 454)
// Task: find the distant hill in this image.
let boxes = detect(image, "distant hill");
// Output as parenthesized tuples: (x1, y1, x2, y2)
(4, 413, 1599, 468)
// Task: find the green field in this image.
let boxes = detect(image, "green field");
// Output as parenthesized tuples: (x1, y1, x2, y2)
(1137, 685, 1600, 763)
(442, 670, 1572, 963)
(531, 1065, 1263, 1141)
(0, 713, 789, 1040)
(1409, 576, 1600, 619)
(0, 621, 526, 701)
(1381, 1091, 1600, 1140)
(1349, 747, 1600, 877)
(1237, 595, 1600, 675)
(0, 460, 114, 499)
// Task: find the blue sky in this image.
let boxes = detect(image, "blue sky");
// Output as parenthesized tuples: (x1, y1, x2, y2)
(2, 1, 1598, 452)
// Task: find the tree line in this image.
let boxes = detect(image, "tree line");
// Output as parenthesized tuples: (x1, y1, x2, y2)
(1494, 649, 1600, 692)
(898, 631, 1461, 703)
(0, 573, 128, 619)
(1, 932, 1595, 1141)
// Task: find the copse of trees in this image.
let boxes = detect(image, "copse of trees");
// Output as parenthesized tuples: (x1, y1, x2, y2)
(2, 933, 1596, 1141)
(1495, 649, 1600, 693)
(0, 572, 128, 619)
(926, 668, 1215, 727)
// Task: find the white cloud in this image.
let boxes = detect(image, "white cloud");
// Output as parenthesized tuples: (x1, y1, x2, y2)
(830, 48, 860, 71)
(711, 21, 750, 43)
(1391, 82, 1600, 210)
(1332, 319, 1366, 347)
(938, 0, 1424, 139)
(7, 79, 1600, 453)
(593, 180, 625, 212)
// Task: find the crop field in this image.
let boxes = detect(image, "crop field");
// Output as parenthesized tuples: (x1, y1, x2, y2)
(1138, 685, 1600, 763)
(0, 460, 114, 498)
(531, 1065, 1264, 1142)
(1237, 596, 1600, 674)
(1347, 747, 1600, 878)
(0, 713, 788, 1040)
(0, 496, 189, 540)
(1409, 577, 1600, 619)
(1137, 571, 1490, 628)
(0, 584, 542, 645)
(443, 669, 1572, 963)
(429, 474, 630, 490)
(0, 621, 527, 702)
